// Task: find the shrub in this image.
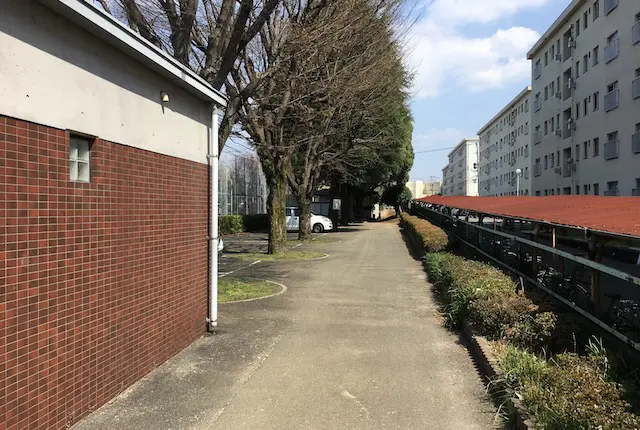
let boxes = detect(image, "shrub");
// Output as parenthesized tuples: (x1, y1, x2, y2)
(219, 215, 244, 235)
(497, 346, 640, 430)
(423, 252, 556, 345)
(400, 213, 449, 252)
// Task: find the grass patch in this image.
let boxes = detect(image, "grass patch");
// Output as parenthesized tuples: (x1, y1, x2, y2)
(227, 250, 326, 261)
(218, 277, 280, 302)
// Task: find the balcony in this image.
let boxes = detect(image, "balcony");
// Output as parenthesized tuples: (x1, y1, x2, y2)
(604, 89, 619, 112)
(533, 98, 541, 112)
(633, 189, 640, 197)
(533, 130, 542, 144)
(604, 189, 619, 196)
(533, 164, 542, 177)
(604, 0, 619, 15)
(633, 133, 640, 154)
(604, 38, 619, 63)
(604, 140, 619, 160)
(563, 125, 573, 139)
(533, 63, 541, 80)
(633, 76, 640, 100)
(634, 20, 640, 45)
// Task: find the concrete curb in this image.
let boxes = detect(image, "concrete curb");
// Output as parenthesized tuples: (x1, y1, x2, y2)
(401, 222, 536, 430)
(219, 278, 288, 304)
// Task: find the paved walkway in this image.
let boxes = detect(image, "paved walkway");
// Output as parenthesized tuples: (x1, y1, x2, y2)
(74, 222, 495, 430)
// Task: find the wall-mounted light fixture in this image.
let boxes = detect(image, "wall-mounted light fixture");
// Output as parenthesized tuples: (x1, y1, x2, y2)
(160, 91, 170, 103)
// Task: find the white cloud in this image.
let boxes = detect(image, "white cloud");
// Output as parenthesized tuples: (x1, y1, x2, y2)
(406, 0, 549, 98)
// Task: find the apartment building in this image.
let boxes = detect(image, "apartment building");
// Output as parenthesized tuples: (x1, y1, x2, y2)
(478, 87, 533, 196)
(441, 138, 479, 196)
(528, 0, 640, 197)
(406, 180, 442, 198)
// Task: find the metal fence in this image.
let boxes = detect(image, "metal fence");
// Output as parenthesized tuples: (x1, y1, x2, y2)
(219, 154, 267, 215)
(414, 205, 640, 351)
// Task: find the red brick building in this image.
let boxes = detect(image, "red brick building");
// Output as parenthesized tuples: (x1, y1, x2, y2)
(0, 1, 226, 428)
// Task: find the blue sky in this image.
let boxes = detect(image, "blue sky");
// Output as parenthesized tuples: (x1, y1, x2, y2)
(408, 0, 570, 181)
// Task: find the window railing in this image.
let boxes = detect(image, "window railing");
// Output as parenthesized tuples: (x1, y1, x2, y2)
(604, 0, 619, 15)
(533, 164, 542, 177)
(604, 89, 619, 112)
(533, 130, 542, 144)
(563, 126, 572, 139)
(604, 189, 619, 196)
(633, 20, 640, 45)
(632, 188, 640, 197)
(632, 133, 640, 154)
(604, 38, 619, 63)
(604, 140, 619, 160)
(633, 76, 640, 100)
(533, 98, 541, 112)
(534, 63, 541, 80)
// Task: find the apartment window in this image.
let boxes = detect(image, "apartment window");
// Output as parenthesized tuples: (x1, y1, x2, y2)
(525, 99, 529, 111)
(544, 121, 548, 135)
(544, 190, 549, 196)
(550, 153, 555, 167)
(525, 144, 529, 157)
(583, 98, 589, 117)
(550, 117, 555, 131)
(583, 54, 589, 73)
(576, 20, 581, 37)
(544, 51, 549, 66)
(584, 11, 588, 29)
(544, 86, 549, 100)
(576, 144, 580, 161)
(70, 136, 91, 182)
(605, 0, 618, 16)
(551, 45, 555, 59)
(584, 184, 589, 194)
(593, 46, 599, 66)
(544, 155, 548, 169)
(594, 183, 600, 195)
(605, 81, 619, 111)
(594, 0, 600, 20)
(605, 31, 619, 63)
(575, 185, 580, 195)
(594, 137, 600, 156)
(576, 103, 580, 119)
(607, 181, 619, 196)
(593, 91, 599, 111)
(550, 81, 555, 95)
(536, 191, 541, 196)
(576, 60, 580, 78)
(583, 141, 589, 159)
(605, 131, 619, 160)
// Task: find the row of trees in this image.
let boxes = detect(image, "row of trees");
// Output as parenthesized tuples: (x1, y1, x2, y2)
(97, 0, 414, 253)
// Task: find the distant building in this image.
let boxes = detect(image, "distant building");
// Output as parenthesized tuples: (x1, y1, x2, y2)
(478, 86, 533, 196)
(406, 180, 442, 199)
(441, 138, 479, 196)
(527, 0, 640, 196)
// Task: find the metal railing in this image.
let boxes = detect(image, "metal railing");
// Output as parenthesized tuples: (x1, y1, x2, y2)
(633, 188, 640, 197)
(604, 89, 619, 112)
(413, 204, 640, 351)
(633, 133, 640, 154)
(604, 140, 619, 160)
(634, 20, 640, 45)
(534, 98, 541, 112)
(633, 76, 640, 100)
(604, 189, 619, 196)
(533, 130, 542, 144)
(604, 38, 619, 63)
(563, 125, 573, 139)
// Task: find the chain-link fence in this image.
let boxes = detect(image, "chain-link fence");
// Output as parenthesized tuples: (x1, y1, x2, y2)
(219, 154, 267, 215)
(414, 204, 640, 350)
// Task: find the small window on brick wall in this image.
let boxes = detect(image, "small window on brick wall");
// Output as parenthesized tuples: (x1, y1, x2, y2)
(70, 136, 91, 182)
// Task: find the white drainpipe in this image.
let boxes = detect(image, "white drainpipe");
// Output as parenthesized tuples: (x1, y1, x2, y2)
(207, 107, 220, 331)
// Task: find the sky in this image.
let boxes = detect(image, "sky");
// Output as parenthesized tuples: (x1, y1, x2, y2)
(407, 0, 571, 181)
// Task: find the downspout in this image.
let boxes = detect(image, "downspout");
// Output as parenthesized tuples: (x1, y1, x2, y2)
(207, 106, 220, 331)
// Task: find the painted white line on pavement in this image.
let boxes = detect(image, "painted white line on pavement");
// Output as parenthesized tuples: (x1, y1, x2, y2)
(219, 260, 261, 278)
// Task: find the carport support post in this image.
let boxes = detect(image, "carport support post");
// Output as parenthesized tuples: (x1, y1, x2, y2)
(208, 107, 220, 332)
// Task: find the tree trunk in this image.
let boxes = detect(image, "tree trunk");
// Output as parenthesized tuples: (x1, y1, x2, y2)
(267, 170, 288, 254)
(298, 196, 313, 241)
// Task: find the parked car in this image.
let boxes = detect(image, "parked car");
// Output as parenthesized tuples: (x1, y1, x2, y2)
(285, 207, 333, 233)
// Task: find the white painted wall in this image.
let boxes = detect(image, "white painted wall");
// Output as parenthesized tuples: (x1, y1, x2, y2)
(530, 0, 640, 196)
(0, 0, 211, 164)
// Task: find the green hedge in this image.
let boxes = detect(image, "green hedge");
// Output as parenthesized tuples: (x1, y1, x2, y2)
(220, 215, 244, 235)
(400, 212, 449, 253)
(219, 214, 269, 235)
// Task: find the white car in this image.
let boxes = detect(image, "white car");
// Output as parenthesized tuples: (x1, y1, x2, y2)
(286, 207, 333, 233)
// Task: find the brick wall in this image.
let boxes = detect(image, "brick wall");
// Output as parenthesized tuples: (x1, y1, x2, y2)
(0, 115, 209, 429)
